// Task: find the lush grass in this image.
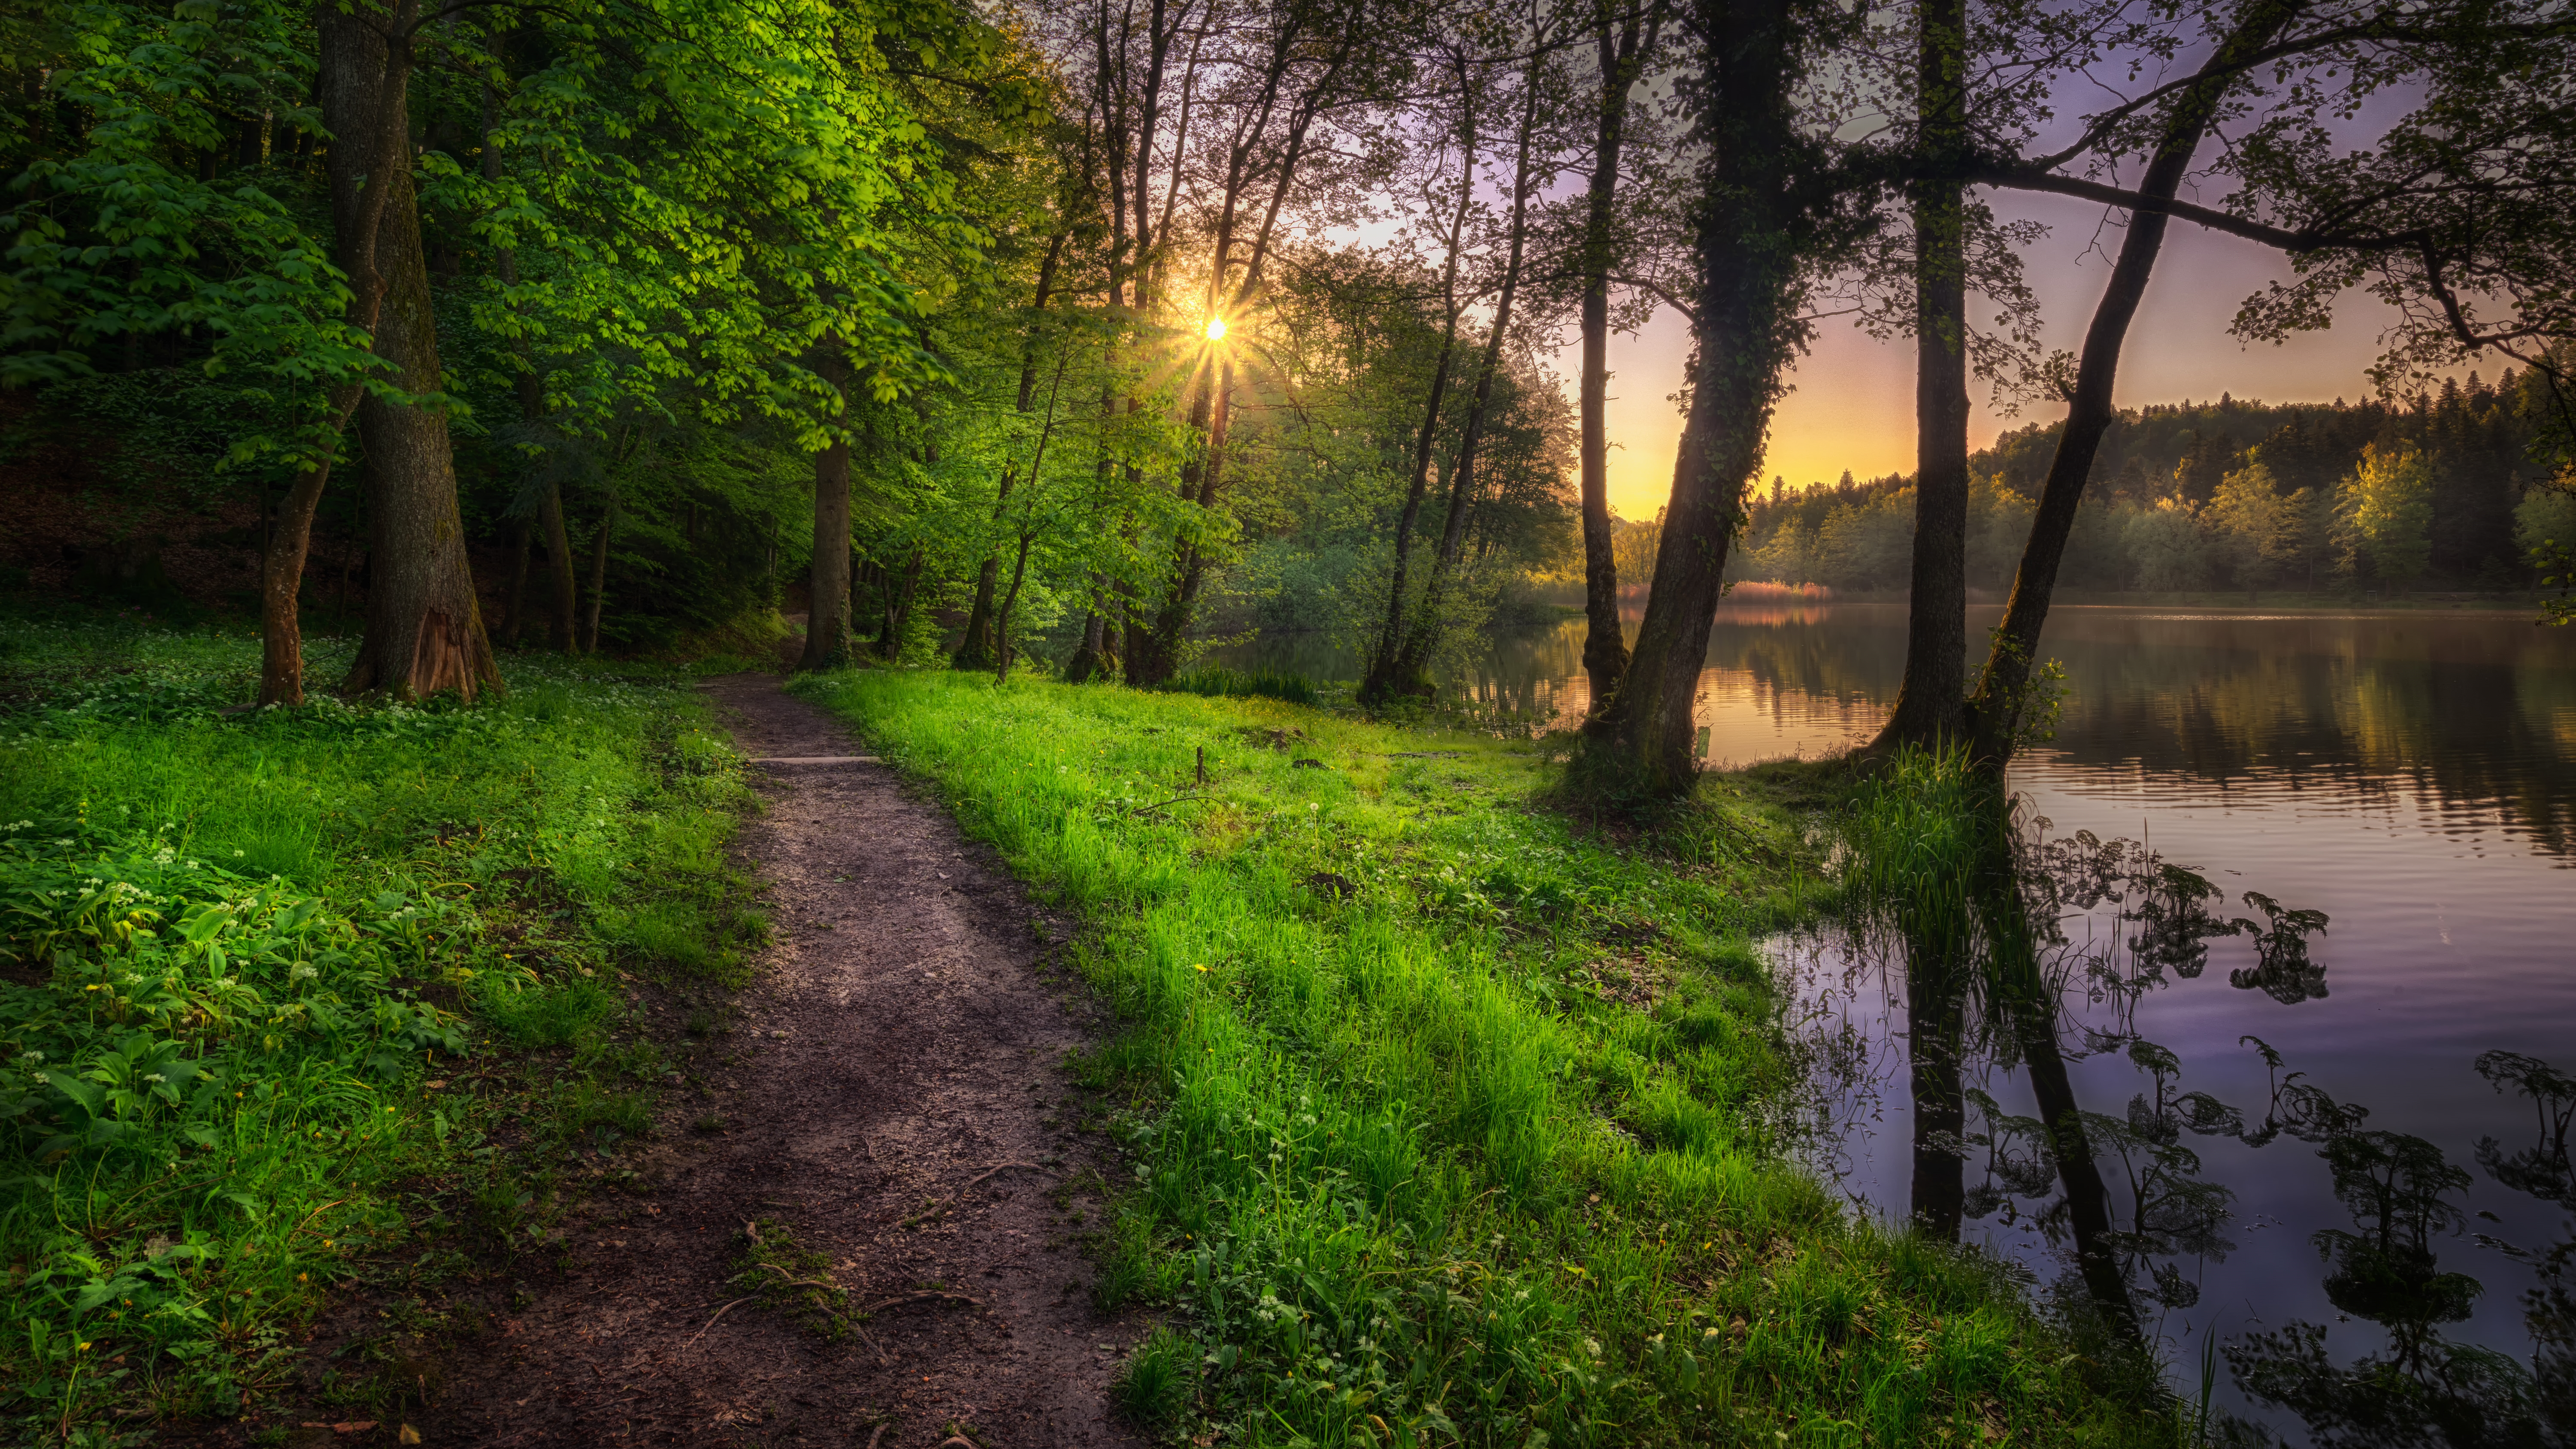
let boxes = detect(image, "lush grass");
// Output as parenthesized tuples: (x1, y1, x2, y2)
(0, 618, 760, 1443)
(798, 669, 2178, 1448)
(1156, 665, 1322, 705)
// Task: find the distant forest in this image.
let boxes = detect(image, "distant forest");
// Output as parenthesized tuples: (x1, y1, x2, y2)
(1727, 368, 2569, 596)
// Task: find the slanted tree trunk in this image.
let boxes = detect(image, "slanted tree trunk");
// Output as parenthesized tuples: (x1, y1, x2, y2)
(1131, 7, 1364, 685)
(1575, 0, 1663, 715)
(1360, 54, 1478, 707)
(957, 233, 1069, 670)
(1871, 0, 1970, 753)
(1392, 54, 1547, 690)
(797, 355, 854, 672)
(323, 3, 499, 702)
(1966, 0, 2302, 764)
(1579, 0, 1807, 795)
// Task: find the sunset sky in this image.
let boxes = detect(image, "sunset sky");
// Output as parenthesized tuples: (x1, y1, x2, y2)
(1567, 188, 2422, 521)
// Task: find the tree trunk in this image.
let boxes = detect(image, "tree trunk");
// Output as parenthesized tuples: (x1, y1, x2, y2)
(994, 529, 1038, 685)
(957, 233, 1068, 671)
(881, 552, 923, 659)
(581, 499, 615, 655)
(1392, 45, 1550, 689)
(1579, 0, 1805, 795)
(1966, 0, 2302, 764)
(323, 4, 498, 702)
(1577, 2, 1660, 715)
(797, 357, 854, 672)
(1362, 56, 1479, 707)
(499, 520, 531, 647)
(1871, 0, 1970, 753)
(1907, 935, 1966, 1241)
(255, 0, 417, 707)
(539, 484, 575, 652)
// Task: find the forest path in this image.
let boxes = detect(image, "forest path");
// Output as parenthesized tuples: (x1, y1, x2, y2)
(425, 672, 1141, 1448)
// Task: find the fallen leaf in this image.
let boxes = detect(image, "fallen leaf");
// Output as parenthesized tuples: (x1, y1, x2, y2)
(330, 1423, 378, 1434)
(400, 1427, 423, 1445)
(424, 1080, 447, 1090)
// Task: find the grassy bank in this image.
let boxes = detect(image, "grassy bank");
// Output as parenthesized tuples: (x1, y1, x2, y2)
(0, 620, 760, 1443)
(799, 669, 2174, 1448)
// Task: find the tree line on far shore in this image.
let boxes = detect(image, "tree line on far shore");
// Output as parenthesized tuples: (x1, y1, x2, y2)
(1725, 375, 2569, 598)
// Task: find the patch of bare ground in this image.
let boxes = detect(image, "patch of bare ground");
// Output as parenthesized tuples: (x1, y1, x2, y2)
(180, 673, 1143, 1449)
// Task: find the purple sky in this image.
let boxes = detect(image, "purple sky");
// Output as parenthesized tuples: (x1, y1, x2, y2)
(1567, 188, 2423, 518)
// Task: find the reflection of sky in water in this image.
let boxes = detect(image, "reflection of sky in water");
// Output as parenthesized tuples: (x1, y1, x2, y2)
(1230, 603, 2576, 1438)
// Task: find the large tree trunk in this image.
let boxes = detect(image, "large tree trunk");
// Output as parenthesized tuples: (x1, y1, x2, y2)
(256, 0, 417, 706)
(1579, 0, 1804, 795)
(797, 357, 854, 672)
(1576, 2, 1660, 715)
(1871, 0, 1970, 753)
(323, 6, 497, 702)
(1966, 0, 2302, 764)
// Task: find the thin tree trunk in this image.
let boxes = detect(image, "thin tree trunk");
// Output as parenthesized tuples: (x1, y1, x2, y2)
(1576, 0, 1661, 715)
(1873, 0, 1970, 753)
(499, 520, 531, 647)
(1580, 0, 1805, 794)
(1966, 0, 2303, 764)
(994, 529, 1038, 685)
(1361, 58, 1478, 706)
(1133, 4, 1362, 685)
(581, 498, 615, 655)
(882, 553, 923, 659)
(539, 486, 575, 652)
(1394, 52, 1548, 687)
(958, 232, 1069, 670)
(324, 2, 498, 702)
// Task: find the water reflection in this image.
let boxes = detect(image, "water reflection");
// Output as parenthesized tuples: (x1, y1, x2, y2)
(1801, 800, 2576, 1444)
(1214, 604, 2576, 1440)
(1212, 605, 2576, 856)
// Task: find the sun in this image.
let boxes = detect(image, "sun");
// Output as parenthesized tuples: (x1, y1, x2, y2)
(1203, 316, 1227, 342)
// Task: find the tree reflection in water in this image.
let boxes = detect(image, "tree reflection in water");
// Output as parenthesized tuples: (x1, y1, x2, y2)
(1819, 779, 2576, 1445)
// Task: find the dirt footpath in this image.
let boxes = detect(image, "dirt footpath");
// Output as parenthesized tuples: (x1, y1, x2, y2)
(415, 674, 1142, 1447)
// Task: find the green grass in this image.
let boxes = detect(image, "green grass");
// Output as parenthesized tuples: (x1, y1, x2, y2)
(796, 670, 2178, 1448)
(1155, 665, 1322, 705)
(0, 617, 761, 1443)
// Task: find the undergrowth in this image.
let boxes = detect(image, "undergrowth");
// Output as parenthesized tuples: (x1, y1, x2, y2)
(800, 670, 2181, 1447)
(0, 617, 760, 1444)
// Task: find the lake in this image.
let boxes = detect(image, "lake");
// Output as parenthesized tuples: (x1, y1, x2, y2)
(1220, 604, 2576, 1442)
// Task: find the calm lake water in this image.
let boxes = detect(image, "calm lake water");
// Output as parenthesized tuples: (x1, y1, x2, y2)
(1222, 605, 2576, 1442)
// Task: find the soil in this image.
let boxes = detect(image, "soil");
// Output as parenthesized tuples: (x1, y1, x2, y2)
(200, 674, 1145, 1449)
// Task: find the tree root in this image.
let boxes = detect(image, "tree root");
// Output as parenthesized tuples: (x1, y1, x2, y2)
(682, 1296, 758, 1352)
